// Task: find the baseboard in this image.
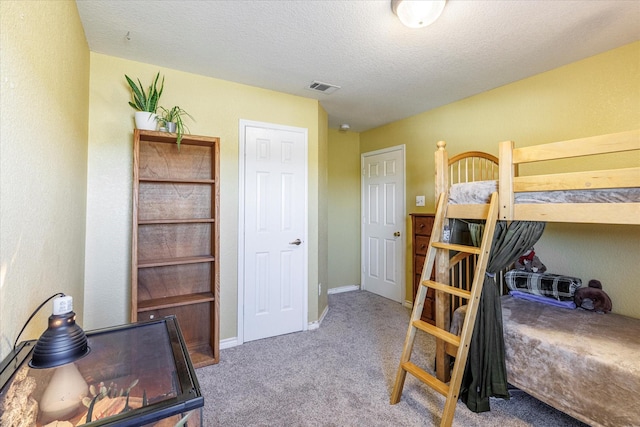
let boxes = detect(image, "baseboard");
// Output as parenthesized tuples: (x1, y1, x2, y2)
(219, 337, 239, 350)
(327, 284, 360, 294)
(308, 304, 329, 330)
(226, 286, 355, 346)
(404, 300, 413, 309)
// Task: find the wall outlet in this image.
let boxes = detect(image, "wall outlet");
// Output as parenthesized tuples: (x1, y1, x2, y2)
(416, 195, 425, 206)
(318, 283, 322, 296)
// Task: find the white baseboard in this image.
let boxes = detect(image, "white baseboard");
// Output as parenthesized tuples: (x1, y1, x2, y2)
(219, 337, 239, 350)
(328, 284, 360, 294)
(222, 304, 330, 348)
(403, 300, 413, 309)
(308, 304, 329, 330)
(222, 289, 348, 349)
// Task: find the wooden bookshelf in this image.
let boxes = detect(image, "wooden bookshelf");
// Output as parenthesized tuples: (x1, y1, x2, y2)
(131, 130, 220, 367)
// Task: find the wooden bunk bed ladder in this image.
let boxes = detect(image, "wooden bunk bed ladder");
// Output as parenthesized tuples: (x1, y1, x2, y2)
(390, 192, 500, 427)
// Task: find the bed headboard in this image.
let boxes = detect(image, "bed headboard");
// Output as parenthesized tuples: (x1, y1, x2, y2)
(435, 140, 499, 201)
(434, 141, 506, 300)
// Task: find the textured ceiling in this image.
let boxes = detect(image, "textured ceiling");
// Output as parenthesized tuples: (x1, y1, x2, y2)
(75, 0, 640, 132)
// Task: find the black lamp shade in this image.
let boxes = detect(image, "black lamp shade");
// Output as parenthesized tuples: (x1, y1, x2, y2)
(29, 311, 90, 369)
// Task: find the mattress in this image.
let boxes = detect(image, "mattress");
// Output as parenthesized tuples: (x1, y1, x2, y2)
(501, 295, 640, 427)
(449, 180, 640, 205)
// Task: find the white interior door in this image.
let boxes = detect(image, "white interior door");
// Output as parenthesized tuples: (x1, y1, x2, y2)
(361, 146, 405, 303)
(239, 120, 308, 343)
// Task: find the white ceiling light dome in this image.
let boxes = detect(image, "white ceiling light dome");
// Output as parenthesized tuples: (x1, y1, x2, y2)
(391, 0, 446, 29)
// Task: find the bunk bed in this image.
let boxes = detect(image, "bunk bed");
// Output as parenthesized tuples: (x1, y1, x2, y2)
(433, 129, 640, 427)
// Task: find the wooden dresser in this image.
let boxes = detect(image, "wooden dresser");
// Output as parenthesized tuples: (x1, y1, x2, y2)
(410, 213, 436, 324)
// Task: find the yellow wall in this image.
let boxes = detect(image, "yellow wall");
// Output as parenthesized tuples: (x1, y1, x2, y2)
(327, 129, 362, 290)
(1, 1, 637, 365)
(0, 0, 90, 360)
(361, 41, 640, 317)
(84, 53, 323, 340)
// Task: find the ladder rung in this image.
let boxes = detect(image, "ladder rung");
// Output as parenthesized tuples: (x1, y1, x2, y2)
(432, 241, 481, 255)
(402, 361, 449, 396)
(422, 280, 472, 300)
(413, 319, 461, 348)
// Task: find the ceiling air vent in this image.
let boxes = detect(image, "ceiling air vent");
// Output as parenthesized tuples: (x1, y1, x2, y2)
(306, 80, 341, 95)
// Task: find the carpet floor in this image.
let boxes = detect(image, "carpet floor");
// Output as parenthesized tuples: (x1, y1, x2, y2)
(195, 290, 586, 426)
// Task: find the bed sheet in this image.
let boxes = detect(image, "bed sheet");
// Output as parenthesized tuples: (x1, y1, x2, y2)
(449, 180, 640, 205)
(501, 295, 640, 427)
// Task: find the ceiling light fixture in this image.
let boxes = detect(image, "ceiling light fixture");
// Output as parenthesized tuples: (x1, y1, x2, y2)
(391, 0, 446, 29)
(339, 124, 350, 132)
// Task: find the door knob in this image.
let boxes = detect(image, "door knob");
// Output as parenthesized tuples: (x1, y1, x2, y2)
(394, 231, 401, 237)
(289, 239, 302, 245)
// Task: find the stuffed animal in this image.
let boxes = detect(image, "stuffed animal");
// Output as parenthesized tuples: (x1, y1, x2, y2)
(514, 248, 547, 273)
(574, 279, 612, 313)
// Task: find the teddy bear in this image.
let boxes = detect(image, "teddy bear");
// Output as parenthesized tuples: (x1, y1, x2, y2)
(514, 248, 547, 273)
(574, 279, 612, 313)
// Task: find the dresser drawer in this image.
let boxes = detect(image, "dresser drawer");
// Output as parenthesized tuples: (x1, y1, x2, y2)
(422, 293, 435, 321)
(414, 215, 434, 236)
(415, 235, 431, 256)
(411, 213, 436, 324)
(414, 254, 435, 281)
(415, 254, 425, 275)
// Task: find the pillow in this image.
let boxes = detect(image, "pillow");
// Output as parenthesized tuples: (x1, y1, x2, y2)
(504, 270, 582, 301)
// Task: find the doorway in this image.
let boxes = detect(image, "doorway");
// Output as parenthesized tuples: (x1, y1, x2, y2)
(361, 145, 406, 303)
(238, 120, 308, 343)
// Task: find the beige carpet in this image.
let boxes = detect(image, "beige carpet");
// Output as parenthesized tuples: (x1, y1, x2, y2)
(195, 290, 586, 426)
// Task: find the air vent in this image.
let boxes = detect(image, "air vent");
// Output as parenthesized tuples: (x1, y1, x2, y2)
(306, 80, 341, 94)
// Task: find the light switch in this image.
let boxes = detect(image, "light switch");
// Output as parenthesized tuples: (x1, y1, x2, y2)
(416, 195, 425, 207)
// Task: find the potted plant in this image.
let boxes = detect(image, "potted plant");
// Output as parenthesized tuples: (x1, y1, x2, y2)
(125, 72, 164, 130)
(159, 106, 194, 148)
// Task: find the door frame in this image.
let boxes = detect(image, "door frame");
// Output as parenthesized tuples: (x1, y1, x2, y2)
(237, 119, 309, 345)
(360, 145, 407, 303)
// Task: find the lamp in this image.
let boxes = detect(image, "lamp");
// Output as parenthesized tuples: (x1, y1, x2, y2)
(14, 293, 90, 369)
(391, 0, 446, 29)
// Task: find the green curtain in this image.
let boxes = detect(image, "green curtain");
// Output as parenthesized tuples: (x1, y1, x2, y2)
(460, 220, 546, 412)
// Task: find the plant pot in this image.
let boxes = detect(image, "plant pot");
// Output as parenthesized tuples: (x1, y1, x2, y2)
(165, 122, 177, 133)
(134, 112, 158, 130)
